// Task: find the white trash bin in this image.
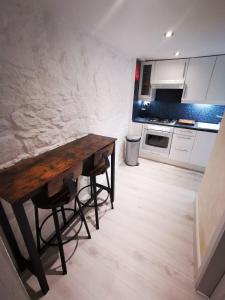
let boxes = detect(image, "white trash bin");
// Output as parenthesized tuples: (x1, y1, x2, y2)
(125, 135, 141, 166)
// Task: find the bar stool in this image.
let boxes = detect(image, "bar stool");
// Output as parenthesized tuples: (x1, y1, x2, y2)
(32, 165, 91, 275)
(77, 144, 114, 230)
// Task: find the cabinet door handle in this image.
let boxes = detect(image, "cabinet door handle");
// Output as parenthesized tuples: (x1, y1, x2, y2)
(175, 148, 188, 152)
(177, 129, 193, 134)
(176, 136, 192, 140)
(182, 84, 187, 98)
(183, 61, 187, 79)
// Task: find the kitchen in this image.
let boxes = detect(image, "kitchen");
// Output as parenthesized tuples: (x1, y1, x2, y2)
(1, 1, 225, 300)
(131, 56, 225, 171)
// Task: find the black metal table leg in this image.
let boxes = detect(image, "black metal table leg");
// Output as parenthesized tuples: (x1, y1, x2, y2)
(0, 201, 26, 272)
(52, 208, 67, 275)
(12, 202, 49, 294)
(110, 142, 115, 206)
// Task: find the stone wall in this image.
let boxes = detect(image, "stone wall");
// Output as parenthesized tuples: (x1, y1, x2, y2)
(0, 0, 135, 257)
(0, 0, 135, 169)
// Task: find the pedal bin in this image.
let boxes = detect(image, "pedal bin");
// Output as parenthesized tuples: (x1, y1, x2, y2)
(125, 135, 141, 166)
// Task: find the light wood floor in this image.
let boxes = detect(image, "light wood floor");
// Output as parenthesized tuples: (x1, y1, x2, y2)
(24, 158, 205, 300)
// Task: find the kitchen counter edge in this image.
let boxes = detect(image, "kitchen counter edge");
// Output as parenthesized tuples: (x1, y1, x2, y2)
(133, 118, 219, 133)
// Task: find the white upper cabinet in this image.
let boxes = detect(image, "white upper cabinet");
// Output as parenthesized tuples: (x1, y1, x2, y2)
(182, 56, 216, 103)
(139, 55, 225, 104)
(151, 59, 187, 84)
(206, 55, 225, 105)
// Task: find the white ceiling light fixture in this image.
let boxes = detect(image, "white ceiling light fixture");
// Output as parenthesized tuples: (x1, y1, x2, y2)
(175, 51, 180, 56)
(164, 30, 174, 38)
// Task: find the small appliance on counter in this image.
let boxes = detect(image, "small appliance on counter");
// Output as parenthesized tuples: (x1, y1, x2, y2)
(139, 101, 150, 118)
(177, 119, 195, 126)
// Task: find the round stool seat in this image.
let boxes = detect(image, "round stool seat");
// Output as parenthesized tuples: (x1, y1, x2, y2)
(32, 175, 91, 275)
(33, 189, 71, 209)
(83, 164, 108, 177)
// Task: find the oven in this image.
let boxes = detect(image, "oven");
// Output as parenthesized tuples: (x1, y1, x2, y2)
(141, 124, 174, 157)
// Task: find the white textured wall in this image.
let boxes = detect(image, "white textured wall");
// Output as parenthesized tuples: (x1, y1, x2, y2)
(0, 0, 135, 169)
(0, 0, 135, 257)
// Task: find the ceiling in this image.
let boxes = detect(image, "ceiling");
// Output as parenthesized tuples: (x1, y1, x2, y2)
(43, 0, 225, 59)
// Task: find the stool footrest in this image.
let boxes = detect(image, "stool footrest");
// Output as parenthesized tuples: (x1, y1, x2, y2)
(39, 208, 83, 247)
(77, 184, 109, 208)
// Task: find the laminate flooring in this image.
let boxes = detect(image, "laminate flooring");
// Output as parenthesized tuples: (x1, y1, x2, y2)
(24, 159, 205, 300)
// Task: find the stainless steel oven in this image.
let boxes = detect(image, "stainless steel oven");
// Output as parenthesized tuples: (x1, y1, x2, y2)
(141, 124, 174, 157)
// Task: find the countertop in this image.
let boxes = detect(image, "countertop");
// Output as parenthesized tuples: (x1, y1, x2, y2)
(133, 117, 220, 133)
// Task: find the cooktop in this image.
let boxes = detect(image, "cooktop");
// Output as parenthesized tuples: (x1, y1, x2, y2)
(147, 117, 176, 125)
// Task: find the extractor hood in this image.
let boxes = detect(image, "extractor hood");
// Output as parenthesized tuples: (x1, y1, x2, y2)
(151, 79, 184, 89)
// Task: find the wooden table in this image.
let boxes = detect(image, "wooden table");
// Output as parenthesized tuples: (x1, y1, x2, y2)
(0, 134, 116, 294)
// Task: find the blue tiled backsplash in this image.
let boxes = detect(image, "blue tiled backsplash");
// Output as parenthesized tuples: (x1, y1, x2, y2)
(133, 101, 225, 124)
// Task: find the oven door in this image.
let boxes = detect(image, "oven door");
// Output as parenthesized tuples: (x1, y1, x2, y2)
(142, 129, 172, 156)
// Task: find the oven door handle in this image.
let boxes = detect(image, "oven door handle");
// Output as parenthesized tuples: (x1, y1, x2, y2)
(144, 129, 172, 138)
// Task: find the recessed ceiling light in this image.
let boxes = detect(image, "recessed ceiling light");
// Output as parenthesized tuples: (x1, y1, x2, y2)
(175, 51, 180, 56)
(164, 30, 174, 38)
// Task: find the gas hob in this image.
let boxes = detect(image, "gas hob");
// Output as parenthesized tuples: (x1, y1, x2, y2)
(147, 117, 176, 125)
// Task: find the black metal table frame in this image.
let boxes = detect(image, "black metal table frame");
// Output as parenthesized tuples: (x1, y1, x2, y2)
(0, 143, 115, 295)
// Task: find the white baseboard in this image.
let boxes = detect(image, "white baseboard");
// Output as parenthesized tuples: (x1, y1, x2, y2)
(194, 196, 201, 272)
(139, 152, 205, 173)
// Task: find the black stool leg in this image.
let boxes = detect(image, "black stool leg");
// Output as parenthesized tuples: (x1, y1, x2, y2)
(52, 208, 67, 275)
(106, 170, 113, 209)
(74, 179, 78, 212)
(61, 206, 67, 226)
(92, 176, 99, 230)
(34, 206, 41, 251)
(76, 196, 91, 239)
(90, 177, 93, 201)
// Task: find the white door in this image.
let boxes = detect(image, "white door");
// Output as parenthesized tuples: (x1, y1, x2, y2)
(206, 55, 225, 105)
(182, 56, 216, 103)
(190, 131, 217, 167)
(152, 59, 187, 83)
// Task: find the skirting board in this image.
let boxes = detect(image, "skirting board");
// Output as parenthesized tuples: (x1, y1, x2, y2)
(196, 291, 209, 299)
(194, 196, 202, 272)
(194, 197, 209, 299)
(210, 273, 225, 300)
(139, 152, 205, 173)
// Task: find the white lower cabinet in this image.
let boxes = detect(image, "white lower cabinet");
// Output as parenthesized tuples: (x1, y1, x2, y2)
(169, 146, 191, 162)
(190, 131, 217, 167)
(169, 129, 217, 168)
(169, 129, 196, 162)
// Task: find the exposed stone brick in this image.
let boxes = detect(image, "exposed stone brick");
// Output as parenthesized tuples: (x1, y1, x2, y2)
(0, 135, 24, 164)
(0, 0, 134, 171)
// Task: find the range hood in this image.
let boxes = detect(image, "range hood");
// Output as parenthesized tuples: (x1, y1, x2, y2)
(151, 79, 184, 89)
